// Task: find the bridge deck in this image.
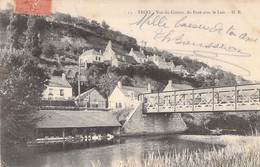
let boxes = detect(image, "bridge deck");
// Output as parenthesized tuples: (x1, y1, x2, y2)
(140, 84, 260, 113)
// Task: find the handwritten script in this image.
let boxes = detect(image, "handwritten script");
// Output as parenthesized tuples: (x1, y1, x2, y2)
(130, 12, 258, 76)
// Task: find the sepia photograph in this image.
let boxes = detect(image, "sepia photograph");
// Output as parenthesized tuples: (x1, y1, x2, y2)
(0, 0, 260, 166)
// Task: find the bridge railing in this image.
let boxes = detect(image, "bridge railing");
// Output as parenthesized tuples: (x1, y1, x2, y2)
(140, 83, 260, 113)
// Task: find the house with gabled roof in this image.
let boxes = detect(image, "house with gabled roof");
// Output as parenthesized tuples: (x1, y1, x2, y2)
(103, 40, 138, 67)
(112, 54, 138, 67)
(150, 54, 175, 72)
(173, 65, 189, 76)
(108, 81, 152, 109)
(75, 88, 106, 108)
(42, 73, 73, 100)
(103, 40, 116, 61)
(79, 49, 103, 68)
(195, 67, 211, 77)
(128, 48, 148, 64)
(163, 80, 193, 92)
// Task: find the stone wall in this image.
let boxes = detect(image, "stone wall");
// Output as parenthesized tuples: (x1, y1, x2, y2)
(122, 103, 187, 135)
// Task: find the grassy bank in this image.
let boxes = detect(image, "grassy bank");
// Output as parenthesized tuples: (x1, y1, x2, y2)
(142, 136, 260, 167)
(99, 135, 260, 167)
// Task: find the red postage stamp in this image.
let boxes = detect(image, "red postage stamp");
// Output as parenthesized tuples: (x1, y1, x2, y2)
(15, 0, 52, 15)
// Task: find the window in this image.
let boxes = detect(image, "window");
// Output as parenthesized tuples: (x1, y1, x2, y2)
(48, 88, 53, 96)
(131, 92, 134, 100)
(60, 89, 64, 96)
(96, 56, 98, 60)
(92, 99, 98, 108)
(85, 61, 88, 68)
(99, 57, 101, 61)
(118, 102, 122, 108)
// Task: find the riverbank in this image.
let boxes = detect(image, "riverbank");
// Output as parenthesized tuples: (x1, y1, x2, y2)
(118, 135, 260, 167)
(178, 134, 259, 145)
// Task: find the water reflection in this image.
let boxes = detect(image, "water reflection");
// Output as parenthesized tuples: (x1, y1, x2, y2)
(3, 135, 221, 167)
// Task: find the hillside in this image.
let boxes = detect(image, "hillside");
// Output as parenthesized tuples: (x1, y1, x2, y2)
(1, 9, 258, 135)
(0, 10, 250, 98)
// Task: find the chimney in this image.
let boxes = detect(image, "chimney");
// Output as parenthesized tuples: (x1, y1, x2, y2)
(118, 81, 122, 88)
(99, 50, 102, 54)
(168, 80, 173, 89)
(140, 48, 144, 54)
(147, 84, 151, 93)
(62, 73, 66, 81)
(153, 54, 156, 61)
(131, 48, 133, 52)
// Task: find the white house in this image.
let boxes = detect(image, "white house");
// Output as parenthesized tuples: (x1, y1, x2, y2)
(129, 48, 148, 64)
(103, 40, 116, 61)
(150, 54, 175, 72)
(195, 67, 211, 77)
(42, 73, 73, 100)
(103, 40, 137, 67)
(164, 80, 193, 92)
(173, 65, 189, 76)
(79, 49, 103, 68)
(108, 81, 151, 109)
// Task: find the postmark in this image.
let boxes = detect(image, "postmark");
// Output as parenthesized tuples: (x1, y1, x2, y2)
(15, 0, 52, 15)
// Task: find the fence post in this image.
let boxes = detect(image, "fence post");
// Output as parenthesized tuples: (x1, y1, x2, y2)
(212, 88, 215, 111)
(192, 89, 194, 112)
(158, 92, 160, 112)
(174, 91, 176, 112)
(235, 86, 237, 110)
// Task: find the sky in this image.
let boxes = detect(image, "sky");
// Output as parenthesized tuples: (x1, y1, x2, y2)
(1, 0, 260, 82)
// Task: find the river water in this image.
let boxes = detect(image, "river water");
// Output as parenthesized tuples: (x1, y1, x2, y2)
(3, 135, 221, 167)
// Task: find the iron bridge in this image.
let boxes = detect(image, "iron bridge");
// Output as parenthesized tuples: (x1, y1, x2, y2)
(139, 83, 260, 113)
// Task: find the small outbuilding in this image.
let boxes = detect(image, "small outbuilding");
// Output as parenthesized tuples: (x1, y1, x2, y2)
(75, 88, 106, 108)
(36, 110, 121, 139)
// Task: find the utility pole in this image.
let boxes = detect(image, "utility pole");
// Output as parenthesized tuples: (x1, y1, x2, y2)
(75, 6, 81, 107)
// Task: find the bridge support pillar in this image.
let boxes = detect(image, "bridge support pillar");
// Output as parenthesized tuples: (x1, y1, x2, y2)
(122, 104, 187, 135)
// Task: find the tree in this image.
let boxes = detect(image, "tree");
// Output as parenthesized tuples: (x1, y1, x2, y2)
(101, 20, 110, 29)
(0, 49, 49, 146)
(6, 14, 20, 50)
(215, 71, 237, 86)
(53, 12, 72, 23)
(24, 15, 42, 57)
(42, 43, 55, 58)
(78, 16, 89, 24)
(91, 20, 100, 26)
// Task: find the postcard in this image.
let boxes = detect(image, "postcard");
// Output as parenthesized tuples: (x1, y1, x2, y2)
(0, 0, 260, 167)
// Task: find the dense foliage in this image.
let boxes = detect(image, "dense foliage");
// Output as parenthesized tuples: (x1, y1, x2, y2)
(0, 50, 49, 146)
(24, 16, 42, 57)
(1, 13, 49, 146)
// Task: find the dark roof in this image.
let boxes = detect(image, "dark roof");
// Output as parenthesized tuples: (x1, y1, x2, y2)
(133, 51, 146, 58)
(37, 110, 121, 128)
(49, 76, 72, 88)
(75, 88, 104, 100)
(116, 54, 138, 64)
(125, 55, 138, 64)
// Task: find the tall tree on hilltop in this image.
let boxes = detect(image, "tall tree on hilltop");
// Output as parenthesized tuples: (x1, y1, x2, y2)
(7, 14, 20, 50)
(24, 15, 42, 57)
(101, 20, 110, 29)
